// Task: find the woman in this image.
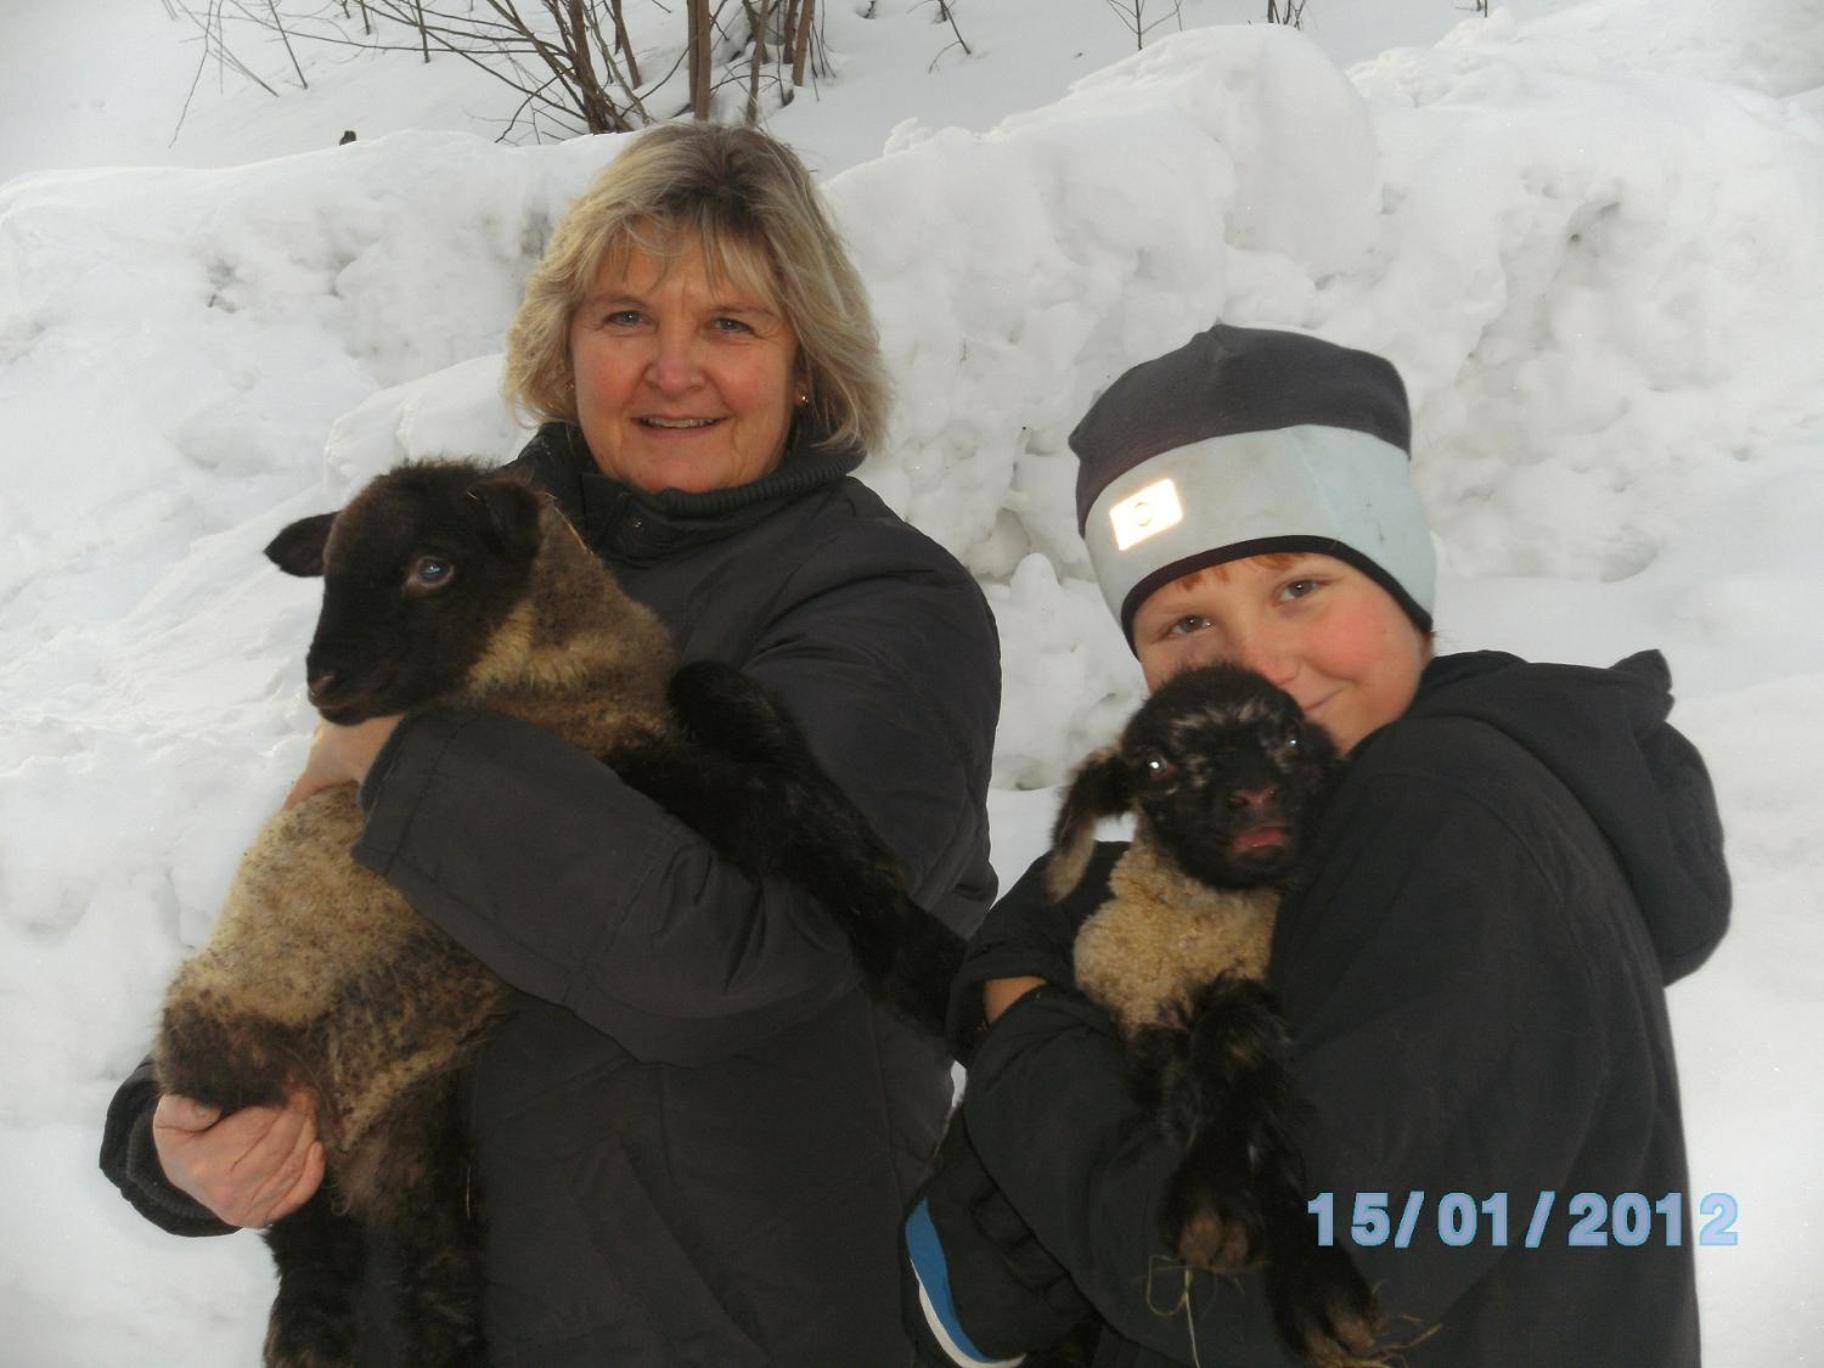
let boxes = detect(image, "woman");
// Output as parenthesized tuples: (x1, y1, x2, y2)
(908, 324, 1727, 1366)
(101, 123, 1001, 1366)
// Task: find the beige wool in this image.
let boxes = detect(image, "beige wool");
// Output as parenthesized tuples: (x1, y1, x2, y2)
(155, 501, 675, 1215)
(1070, 833, 1277, 1038)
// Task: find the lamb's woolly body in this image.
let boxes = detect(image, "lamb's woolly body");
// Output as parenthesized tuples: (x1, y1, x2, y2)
(1073, 834, 1274, 1038)
(1044, 663, 1383, 1366)
(158, 791, 502, 1185)
(152, 478, 693, 1363)
(157, 504, 671, 1185)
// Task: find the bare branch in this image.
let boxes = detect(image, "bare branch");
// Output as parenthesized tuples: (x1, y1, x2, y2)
(932, 0, 970, 56)
(169, 12, 215, 144)
(174, 1, 282, 95)
(267, 0, 310, 86)
(790, 0, 812, 87)
(690, 0, 713, 119)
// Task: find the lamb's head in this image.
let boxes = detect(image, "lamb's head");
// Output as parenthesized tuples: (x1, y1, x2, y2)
(1047, 664, 1343, 900)
(265, 461, 548, 725)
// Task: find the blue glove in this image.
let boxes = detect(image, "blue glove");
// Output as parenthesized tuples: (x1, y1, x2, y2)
(903, 1111, 1096, 1366)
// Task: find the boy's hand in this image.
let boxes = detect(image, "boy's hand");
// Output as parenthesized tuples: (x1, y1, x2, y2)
(981, 976, 1047, 1026)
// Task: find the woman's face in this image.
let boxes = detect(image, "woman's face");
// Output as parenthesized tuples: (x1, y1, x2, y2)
(1131, 552, 1428, 754)
(568, 239, 799, 495)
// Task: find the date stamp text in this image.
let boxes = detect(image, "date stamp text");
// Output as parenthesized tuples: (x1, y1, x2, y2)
(1306, 1191, 1740, 1249)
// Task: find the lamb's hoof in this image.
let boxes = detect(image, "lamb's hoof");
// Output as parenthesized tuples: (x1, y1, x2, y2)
(1179, 1209, 1253, 1272)
(1267, 1234, 1383, 1367)
(1162, 1159, 1263, 1274)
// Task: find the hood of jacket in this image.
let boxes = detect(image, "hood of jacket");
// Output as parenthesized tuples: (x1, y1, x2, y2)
(1396, 649, 1729, 984)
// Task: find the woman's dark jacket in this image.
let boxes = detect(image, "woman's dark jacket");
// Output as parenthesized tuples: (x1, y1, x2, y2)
(100, 423, 1003, 1366)
(950, 649, 1728, 1366)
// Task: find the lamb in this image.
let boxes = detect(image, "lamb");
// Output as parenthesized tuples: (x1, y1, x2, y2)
(153, 458, 963, 1367)
(1045, 663, 1385, 1367)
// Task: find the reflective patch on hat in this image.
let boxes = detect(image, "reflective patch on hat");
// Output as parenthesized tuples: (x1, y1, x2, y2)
(1109, 478, 1184, 551)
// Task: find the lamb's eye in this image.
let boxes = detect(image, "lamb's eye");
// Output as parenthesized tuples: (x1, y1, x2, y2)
(1140, 754, 1179, 786)
(408, 556, 455, 590)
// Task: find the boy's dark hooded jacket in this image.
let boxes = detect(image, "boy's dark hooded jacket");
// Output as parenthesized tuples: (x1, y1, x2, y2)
(948, 649, 1728, 1366)
(100, 424, 1001, 1366)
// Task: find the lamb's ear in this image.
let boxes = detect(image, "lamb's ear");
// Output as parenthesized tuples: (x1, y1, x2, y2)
(1046, 745, 1131, 902)
(468, 477, 544, 559)
(265, 513, 337, 577)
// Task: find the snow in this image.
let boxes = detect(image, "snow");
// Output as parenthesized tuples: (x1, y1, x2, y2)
(4, 0, 1823, 1360)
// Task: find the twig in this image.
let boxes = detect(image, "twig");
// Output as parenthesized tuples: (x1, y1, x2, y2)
(267, 0, 310, 87)
(935, 0, 970, 55)
(169, 14, 215, 144)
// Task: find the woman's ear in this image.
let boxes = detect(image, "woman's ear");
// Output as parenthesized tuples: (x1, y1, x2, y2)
(1046, 746, 1131, 902)
(265, 513, 337, 577)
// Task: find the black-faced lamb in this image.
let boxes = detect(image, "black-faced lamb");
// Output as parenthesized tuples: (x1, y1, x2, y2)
(1046, 663, 1385, 1366)
(153, 458, 963, 1367)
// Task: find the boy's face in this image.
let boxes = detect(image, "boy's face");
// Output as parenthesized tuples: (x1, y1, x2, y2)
(1130, 552, 1427, 754)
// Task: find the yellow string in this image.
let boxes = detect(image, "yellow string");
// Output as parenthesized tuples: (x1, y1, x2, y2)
(1145, 1257, 1203, 1368)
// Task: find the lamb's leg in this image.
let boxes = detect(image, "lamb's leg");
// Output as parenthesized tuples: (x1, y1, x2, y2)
(262, 1183, 365, 1368)
(155, 992, 301, 1117)
(614, 661, 964, 1033)
(1138, 977, 1294, 1271)
(1261, 1220, 1382, 1368)
(1147, 977, 1383, 1362)
(651, 663, 905, 902)
(663, 659, 819, 767)
(345, 1075, 486, 1367)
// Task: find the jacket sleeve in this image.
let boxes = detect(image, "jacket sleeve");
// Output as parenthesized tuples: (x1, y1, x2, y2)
(352, 531, 1000, 1067)
(962, 767, 1614, 1361)
(97, 1058, 237, 1238)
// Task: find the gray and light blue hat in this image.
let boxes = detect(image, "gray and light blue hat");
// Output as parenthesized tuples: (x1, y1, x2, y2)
(1070, 323, 1435, 647)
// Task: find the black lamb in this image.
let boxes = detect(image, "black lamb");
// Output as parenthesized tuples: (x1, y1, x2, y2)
(153, 458, 963, 1367)
(1046, 663, 1385, 1366)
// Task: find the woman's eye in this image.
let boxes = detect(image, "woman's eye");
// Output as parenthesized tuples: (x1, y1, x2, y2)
(409, 556, 454, 588)
(711, 316, 754, 335)
(603, 309, 642, 327)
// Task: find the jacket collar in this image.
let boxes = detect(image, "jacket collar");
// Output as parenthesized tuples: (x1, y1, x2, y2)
(519, 422, 862, 565)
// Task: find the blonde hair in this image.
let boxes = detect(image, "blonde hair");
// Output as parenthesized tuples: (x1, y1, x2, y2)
(504, 123, 889, 454)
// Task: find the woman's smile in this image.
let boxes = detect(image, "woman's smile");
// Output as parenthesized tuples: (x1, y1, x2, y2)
(569, 240, 801, 494)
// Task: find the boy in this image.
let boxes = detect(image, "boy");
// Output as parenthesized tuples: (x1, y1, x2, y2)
(908, 324, 1727, 1365)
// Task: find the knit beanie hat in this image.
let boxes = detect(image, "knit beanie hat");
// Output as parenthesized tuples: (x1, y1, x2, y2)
(1070, 323, 1435, 647)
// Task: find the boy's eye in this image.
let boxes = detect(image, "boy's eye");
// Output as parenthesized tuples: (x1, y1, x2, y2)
(1165, 614, 1211, 637)
(1280, 578, 1320, 602)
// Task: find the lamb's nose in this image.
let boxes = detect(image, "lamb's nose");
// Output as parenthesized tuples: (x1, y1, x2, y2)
(1227, 785, 1277, 812)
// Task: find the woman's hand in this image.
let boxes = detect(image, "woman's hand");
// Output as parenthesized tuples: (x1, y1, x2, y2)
(282, 715, 402, 810)
(151, 1090, 324, 1228)
(983, 976, 1048, 1026)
